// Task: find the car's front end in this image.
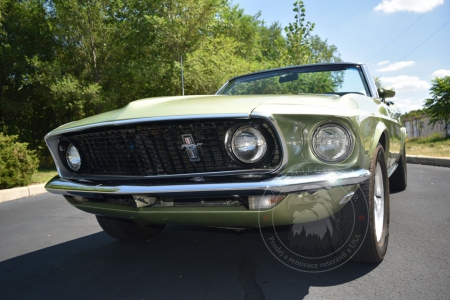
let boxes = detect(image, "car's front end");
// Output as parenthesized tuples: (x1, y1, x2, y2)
(45, 92, 375, 227)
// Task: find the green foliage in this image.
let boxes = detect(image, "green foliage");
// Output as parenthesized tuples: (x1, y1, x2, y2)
(424, 76, 450, 137)
(282, 2, 341, 65)
(423, 132, 445, 143)
(0, 133, 39, 189)
(407, 132, 447, 143)
(184, 36, 263, 94)
(259, 22, 286, 63)
(0, 0, 6, 30)
(309, 35, 342, 63)
(284, 0, 315, 65)
(0, 0, 55, 150)
(402, 109, 426, 121)
(0, 0, 341, 167)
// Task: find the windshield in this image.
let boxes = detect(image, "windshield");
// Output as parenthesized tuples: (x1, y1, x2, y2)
(217, 65, 369, 96)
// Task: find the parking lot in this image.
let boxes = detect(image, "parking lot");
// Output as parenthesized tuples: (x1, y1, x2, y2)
(1, 164, 449, 299)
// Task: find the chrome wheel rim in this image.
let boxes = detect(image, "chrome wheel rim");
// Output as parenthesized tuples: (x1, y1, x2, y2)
(374, 162, 384, 243)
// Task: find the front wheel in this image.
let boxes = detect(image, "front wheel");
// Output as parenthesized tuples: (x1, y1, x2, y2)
(96, 215, 165, 242)
(333, 144, 390, 263)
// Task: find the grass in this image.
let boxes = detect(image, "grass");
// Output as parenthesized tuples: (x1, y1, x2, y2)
(406, 133, 450, 158)
(31, 168, 58, 184)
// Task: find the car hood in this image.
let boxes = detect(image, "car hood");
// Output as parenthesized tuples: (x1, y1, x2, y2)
(49, 94, 361, 134)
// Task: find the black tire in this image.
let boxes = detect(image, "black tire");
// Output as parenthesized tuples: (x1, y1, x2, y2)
(332, 144, 390, 263)
(96, 215, 165, 242)
(389, 146, 407, 192)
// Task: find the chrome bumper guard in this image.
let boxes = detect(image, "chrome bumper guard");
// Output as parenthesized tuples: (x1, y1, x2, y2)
(45, 169, 370, 198)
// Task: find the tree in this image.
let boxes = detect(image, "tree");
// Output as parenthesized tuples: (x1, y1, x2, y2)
(0, 0, 6, 30)
(284, 0, 315, 65)
(212, 1, 262, 60)
(259, 22, 286, 64)
(424, 76, 450, 137)
(308, 35, 341, 63)
(0, 0, 343, 166)
(0, 0, 56, 152)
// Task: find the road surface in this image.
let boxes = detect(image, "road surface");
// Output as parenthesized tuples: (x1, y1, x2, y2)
(0, 164, 449, 299)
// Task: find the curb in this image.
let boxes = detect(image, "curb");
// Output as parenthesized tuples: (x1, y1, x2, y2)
(0, 184, 47, 204)
(406, 155, 450, 168)
(0, 156, 449, 204)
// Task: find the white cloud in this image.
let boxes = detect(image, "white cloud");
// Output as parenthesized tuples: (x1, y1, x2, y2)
(431, 69, 450, 78)
(381, 75, 430, 92)
(377, 61, 390, 66)
(374, 0, 444, 13)
(376, 61, 415, 72)
(391, 97, 423, 113)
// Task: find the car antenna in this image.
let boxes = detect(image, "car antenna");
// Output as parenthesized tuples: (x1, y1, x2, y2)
(181, 55, 185, 96)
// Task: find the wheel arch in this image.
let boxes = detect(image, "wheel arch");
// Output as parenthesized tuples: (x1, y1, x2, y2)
(370, 122, 390, 162)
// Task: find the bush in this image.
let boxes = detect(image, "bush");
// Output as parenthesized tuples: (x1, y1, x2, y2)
(406, 132, 447, 144)
(424, 132, 445, 143)
(0, 133, 39, 189)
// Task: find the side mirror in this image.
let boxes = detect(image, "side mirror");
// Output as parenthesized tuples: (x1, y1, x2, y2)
(377, 88, 395, 100)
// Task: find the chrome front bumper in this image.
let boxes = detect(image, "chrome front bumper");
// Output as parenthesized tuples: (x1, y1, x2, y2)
(45, 169, 370, 198)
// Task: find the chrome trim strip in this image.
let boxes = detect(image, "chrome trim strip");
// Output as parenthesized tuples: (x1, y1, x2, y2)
(45, 169, 370, 197)
(215, 81, 229, 95)
(59, 169, 274, 180)
(361, 64, 379, 98)
(45, 113, 250, 139)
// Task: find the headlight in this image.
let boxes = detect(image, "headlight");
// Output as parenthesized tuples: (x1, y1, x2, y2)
(312, 123, 353, 163)
(66, 143, 82, 171)
(231, 125, 267, 164)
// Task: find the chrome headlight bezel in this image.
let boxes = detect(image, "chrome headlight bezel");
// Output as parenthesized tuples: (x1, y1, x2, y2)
(225, 123, 274, 166)
(58, 140, 83, 173)
(311, 122, 354, 163)
(66, 143, 82, 171)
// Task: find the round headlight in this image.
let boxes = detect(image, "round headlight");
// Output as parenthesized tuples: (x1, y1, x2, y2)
(312, 123, 353, 163)
(231, 125, 267, 164)
(66, 143, 81, 171)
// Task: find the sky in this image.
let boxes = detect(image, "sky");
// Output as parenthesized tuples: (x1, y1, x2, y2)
(233, 0, 450, 113)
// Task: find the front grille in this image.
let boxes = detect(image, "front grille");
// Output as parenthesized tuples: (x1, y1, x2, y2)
(65, 119, 281, 176)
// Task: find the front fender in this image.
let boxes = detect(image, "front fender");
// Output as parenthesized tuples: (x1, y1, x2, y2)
(370, 122, 389, 160)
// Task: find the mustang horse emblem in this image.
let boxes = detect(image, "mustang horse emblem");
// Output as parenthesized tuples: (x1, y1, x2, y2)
(181, 134, 202, 162)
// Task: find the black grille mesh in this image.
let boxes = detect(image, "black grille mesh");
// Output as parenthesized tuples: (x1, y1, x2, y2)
(67, 119, 281, 176)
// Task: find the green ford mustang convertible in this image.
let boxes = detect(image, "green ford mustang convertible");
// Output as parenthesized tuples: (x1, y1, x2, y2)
(45, 62, 407, 264)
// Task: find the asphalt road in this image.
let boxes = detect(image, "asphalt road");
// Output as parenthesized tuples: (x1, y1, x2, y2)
(0, 164, 449, 300)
